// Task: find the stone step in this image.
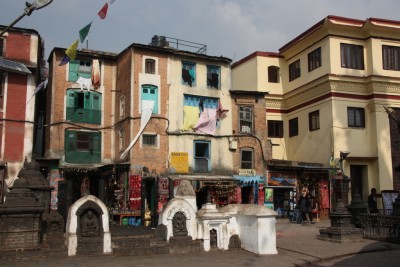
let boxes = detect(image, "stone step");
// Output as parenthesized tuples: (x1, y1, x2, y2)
(113, 244, 170, 256)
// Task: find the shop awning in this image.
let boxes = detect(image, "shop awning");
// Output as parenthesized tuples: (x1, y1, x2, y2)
(168, 174, 234, 181)
(59, 163, 105, 171)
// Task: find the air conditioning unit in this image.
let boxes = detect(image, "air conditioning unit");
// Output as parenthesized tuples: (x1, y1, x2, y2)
(229, 140, 238, 150)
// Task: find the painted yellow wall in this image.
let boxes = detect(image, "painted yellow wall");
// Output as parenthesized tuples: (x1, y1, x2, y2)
(168, 57, 234, 172)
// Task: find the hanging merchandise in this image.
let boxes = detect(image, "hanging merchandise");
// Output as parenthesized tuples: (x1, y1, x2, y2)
(129, 175, 142, 211)
(158, 177, 169, 212)
(320, 180, 330, 209)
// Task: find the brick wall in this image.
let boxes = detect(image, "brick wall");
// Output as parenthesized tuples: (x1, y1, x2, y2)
(231, 92, 270, 175)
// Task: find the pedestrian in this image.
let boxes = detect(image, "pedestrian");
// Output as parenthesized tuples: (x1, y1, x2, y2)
(368, 188, 378, 213)
(298, 187, 315, 224)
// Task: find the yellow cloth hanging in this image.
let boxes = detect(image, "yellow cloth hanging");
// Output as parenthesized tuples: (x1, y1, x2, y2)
(182, 106, 200, 131)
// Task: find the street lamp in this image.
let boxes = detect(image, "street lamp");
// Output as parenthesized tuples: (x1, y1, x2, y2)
(0, 0, 53, 37)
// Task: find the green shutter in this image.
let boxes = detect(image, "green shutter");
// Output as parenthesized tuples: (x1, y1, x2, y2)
(142, 85, 158, 114)
(69, 60, 79, 82)
(91, 93, 101, 124)
(66, 90, 76, 121)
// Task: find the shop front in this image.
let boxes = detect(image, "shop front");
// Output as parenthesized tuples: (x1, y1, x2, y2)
(168, 175, 237, 210)
(266, 160, 333, 221)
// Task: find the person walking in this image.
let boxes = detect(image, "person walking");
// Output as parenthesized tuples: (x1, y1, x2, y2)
(298, 187, 314, 224)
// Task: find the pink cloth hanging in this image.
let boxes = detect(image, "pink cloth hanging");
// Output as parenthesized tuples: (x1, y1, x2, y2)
(195, 108, 217, 135)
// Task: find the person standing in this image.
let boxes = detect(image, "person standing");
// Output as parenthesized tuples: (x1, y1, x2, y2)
(368, 188, 378, 213)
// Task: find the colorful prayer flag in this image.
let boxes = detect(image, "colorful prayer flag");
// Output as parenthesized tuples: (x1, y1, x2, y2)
(79, 22, 92, 43)
(98, 3, 109, 19)
(65, 39, 79, 61)
(59, 55, 70, 66)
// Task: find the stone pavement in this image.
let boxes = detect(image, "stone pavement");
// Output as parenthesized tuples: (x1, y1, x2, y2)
(2, 218, 400, 267)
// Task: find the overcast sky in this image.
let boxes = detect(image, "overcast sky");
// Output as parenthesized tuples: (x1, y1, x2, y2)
(1, 0, 400, 62)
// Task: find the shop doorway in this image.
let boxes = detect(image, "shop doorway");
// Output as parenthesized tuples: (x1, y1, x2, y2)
(241, 186, 254, 204)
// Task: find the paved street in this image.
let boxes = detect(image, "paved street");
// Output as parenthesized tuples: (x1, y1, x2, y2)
(2, 219, 400, 267)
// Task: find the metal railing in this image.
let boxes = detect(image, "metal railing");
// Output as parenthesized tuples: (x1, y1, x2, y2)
(359, 209, 400, 243)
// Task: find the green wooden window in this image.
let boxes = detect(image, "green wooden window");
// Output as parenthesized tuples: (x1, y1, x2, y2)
(142, 85, 158, 114)
(68, 60, 92, 82)
(65, 130, 101, 164)
(66, 89, 101, 124)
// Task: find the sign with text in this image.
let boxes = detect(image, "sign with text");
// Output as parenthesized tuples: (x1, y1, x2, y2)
(170, 152, 189, 174)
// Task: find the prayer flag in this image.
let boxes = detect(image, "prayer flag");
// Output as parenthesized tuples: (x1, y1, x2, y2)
(33, 79, 48, 96)
(98, 3, 109, 19)
(59, 55, 70, 66)
(79, 22, 92, 43)
(65, 39, 79, 61)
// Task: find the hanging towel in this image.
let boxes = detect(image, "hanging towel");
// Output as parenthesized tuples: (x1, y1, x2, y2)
(77, 76, 92, 90)
(92, 59, 100, 89)
(182, 106, 200, 131)
(120, 100, 154, 159)
(195, 108, 217, 135)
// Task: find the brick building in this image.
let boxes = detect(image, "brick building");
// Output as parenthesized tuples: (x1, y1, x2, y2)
(0, 26, 46, 202)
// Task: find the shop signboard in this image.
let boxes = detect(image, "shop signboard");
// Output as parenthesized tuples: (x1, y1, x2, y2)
(267, 172, 296, 187)
(170, 152, 189, 174)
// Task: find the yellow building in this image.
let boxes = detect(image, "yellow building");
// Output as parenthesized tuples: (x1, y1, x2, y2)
(232, 16, 400, 212)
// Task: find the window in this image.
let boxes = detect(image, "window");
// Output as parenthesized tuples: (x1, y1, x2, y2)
(268, 66, 279, 83)
(268, 120, 283, 137)
(145, 58, 156, 74)
(65, 130, 101, 163)
(119, 95, 125, 119)
(182, 61, 196, 86)
(289, 117, 298, 137)
(308, 47, 321, 72)
(183, 94, 219, 131)
(66, 89, 102, 124)
(309, 110, 320, 131)
(207, 65, 220, 89)
(239, 106, 253, 133)
(241, 149, 253, 169)
(383, 45, 400, 71)
(141, 84, 158, 114)
(347, 107, 365, 128)
(0, 72, 4, 110)
(289, 59, 301, 82)
(68, 59, 92, 82)
(142, 134, 157, 147)
(0, 38, 4, 57)
(340, 43, 364, 70)
(118, 127, 125, 152)
(194, 141, 210, 173)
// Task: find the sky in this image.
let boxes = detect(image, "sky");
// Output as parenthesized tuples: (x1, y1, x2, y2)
(1, 0, 400, 63)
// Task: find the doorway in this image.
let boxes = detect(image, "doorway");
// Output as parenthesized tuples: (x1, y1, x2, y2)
(350, 165, 367, 200)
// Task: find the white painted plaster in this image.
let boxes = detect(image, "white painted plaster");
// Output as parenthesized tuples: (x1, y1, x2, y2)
(65, 195, 112, 256)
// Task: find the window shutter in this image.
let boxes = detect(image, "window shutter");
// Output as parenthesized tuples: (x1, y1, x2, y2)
(66, 90, 76, 107)
(68, 60, 80, 82)
(142, 85, 158, 114)
(91, 93, 101, 124)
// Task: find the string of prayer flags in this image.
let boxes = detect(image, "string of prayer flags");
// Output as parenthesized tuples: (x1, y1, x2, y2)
(79, 22, 92, 43)
(60, 1, 115, 66)
(59, 55, 70, 66)
(98, 3, 109, 19)
(65, 39, 79, 61)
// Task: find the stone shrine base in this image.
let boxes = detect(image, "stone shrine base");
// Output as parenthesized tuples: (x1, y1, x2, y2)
(319, 227, 364, 243)
(169, 236, 203, 254)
